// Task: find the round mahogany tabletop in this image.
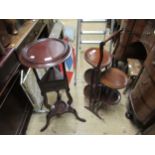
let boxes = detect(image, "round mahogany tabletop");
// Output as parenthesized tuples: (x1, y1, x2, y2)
(19, 38, 72, 68)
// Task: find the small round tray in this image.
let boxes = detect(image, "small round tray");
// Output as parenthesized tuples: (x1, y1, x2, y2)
(19, 38, 72, 68)
(100, 68, 128, 89)
(84, 48, 112, 68)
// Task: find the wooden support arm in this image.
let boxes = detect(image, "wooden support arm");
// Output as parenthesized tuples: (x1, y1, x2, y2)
(104, 29, 123, 44)
(97, 29, 123, 68)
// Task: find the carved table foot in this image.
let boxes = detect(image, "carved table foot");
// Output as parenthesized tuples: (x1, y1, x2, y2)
(40, 100, 86, 132)
(68, 106, 86, 122)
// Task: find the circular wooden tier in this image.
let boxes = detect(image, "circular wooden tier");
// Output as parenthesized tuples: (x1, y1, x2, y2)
(84, 68, 94, 84)
(100, 68, 128, 89)
(84, 85, 121, 105)
(84, 47, 112, 68)
(19, 38, 72, 68)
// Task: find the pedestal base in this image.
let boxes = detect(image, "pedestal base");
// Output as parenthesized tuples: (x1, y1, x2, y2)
(40, 99, 86, 132)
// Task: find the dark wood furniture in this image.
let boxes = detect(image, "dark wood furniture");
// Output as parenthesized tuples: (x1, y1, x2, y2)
(114, 20, 155, 129)
(19, 38, 86, 132)
(0, 19, 53, 134)
(84, 30, 128, 118)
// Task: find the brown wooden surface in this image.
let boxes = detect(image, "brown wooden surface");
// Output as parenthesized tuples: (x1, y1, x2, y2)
(133, 69, 155, 110)
(115, 20, 147, 60)
(114, 20, 136, 60)
(0, 20, 41, 68)
(84, 48, 112, 68)
(8, 20, 40, 49)
(100, 68, 128, 89)
(19, 38, 72, 68)
(130, 69, 155, 125)
(145, 46, 155, 81)
(140, 20, 155, 53)
(130, 92, 152, 124)
(111, 19, 155, 126)
(104, 29, 123, 43)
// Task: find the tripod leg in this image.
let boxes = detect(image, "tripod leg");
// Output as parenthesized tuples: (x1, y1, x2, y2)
(68, 106, 86, 122)
(66, 88, 73, 105)
(40, 114, 51, 132)
(40, 109, 56, 132)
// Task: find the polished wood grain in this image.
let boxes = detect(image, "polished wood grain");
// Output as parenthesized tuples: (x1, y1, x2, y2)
(100, 68, 128, 89)
(19, 38, 72, 68)
(84, 29, 123, 69)
(84, 48, 112, 68)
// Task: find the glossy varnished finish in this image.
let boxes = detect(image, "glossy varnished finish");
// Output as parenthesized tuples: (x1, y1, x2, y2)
(84, 48, 112, 68)
(20, 38, 86, 131)
(19, 38, 72, 68)
(100, 68, 128, 89)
